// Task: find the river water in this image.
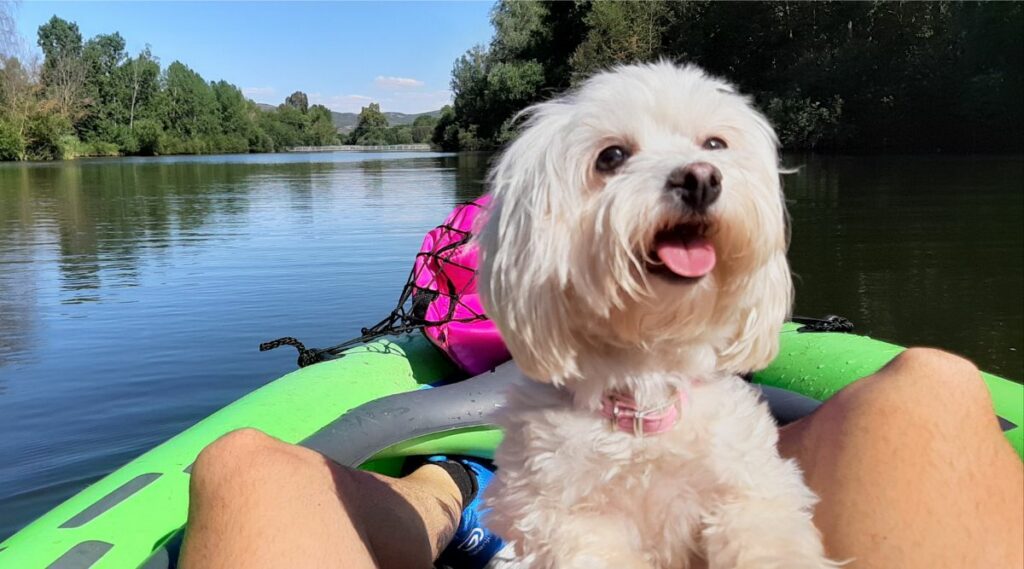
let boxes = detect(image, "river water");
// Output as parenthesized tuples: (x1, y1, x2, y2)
(0, 152, 1021, 538)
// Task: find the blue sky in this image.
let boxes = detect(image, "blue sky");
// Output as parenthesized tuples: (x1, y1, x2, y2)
(12, 1, 494, 113)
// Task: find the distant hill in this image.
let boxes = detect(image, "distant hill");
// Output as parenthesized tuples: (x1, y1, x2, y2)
(255, 103, 442, 133)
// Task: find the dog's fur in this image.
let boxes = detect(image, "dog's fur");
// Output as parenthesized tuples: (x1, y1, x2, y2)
(477, 62, 836, 568)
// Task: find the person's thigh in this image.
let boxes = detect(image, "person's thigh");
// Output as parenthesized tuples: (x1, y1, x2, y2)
(179, 428, 459, 569)
(777, 348, 1023, 569)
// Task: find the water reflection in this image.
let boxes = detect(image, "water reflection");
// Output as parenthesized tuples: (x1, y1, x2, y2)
(0, 238, 38, 374)
(787, 155, 1023, 378)
(0, 152, 486, 370)
(20, 156, 468, 273)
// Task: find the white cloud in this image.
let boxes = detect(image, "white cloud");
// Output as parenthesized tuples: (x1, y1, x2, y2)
(242, 86, 276, 100)
(374, 75, 425, 89)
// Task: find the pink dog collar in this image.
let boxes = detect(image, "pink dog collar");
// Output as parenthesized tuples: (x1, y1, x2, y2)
(599, 391, 686, 436)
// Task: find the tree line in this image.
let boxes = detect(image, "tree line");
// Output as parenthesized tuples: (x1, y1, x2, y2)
(343, 101, 438, 146)
(432, 1, 1023, 153)
(0, 15, 438, 161)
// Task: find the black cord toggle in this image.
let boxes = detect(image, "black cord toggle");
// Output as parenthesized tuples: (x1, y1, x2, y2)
(792, 315, 855, 333)
(259, 337, 325, 368)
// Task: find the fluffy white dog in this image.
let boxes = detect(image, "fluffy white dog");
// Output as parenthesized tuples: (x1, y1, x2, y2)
(477, 62, 836, 569)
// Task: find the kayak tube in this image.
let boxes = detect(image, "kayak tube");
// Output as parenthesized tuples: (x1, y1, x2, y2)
(0, 324, 1020, 569)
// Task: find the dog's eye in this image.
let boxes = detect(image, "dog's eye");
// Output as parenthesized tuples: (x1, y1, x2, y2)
(702, 137, 728, 150)
(595, 146, 629, 172)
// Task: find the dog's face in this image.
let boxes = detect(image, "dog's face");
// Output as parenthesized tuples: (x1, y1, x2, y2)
(478, 62, 792, 384)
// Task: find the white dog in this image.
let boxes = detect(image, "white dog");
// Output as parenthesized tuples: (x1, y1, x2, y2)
(477, 62, 836, 569)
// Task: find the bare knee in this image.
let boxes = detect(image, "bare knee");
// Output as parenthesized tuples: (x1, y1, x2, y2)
(884, 347, 980, 382)
(839, 347, 994, 430)
(194, 428, 277, 473)
(190, 429, 306, 497)
(883, 347, 988, 404)
(202, 427, 279, 457)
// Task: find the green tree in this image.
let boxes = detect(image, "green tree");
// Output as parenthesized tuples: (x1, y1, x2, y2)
(0, 56, 38, 139)
(23, 110, 71, 160)
(36, 16, 87, 120)
(444, 1, 588, 150)
(119, 46, 160, 132)
(131, 117, 162, 155)
(79, 32, 128, 142)
(571, 1, 670, 78)
(305, 103, 338, 145)
(212, 81, 249, 134)
(431, 105, 461, 151)
(210, 80, 254, 151)
(285, 90, 309, 113)
(0, 117, 25, 159)
(348, 102, 388, 144)
(411, 114, 438, 143)
(159, 61, 218, 140)
(37, 15, 83, 73)
(384, 124, 414, 145)
(261, 103, 307, 149)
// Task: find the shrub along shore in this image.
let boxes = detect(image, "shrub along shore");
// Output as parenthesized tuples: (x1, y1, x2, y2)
(3, 3, 1020, 161)
(432, 1, 1022, 153)
(0, 16, 440, 161)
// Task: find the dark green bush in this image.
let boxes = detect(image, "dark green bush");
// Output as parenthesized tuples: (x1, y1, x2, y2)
(133, 119, 163, 155)
(24, 113, 71, 161)
(0, 119, 26, 160)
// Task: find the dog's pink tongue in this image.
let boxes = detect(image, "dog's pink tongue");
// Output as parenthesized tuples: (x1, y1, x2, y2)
(655, 236, 716, 278)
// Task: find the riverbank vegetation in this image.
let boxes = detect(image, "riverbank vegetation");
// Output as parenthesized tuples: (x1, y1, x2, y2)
(341, 102, 438, 146)
(5, 3, 1019, 160)
(0, 16, 351, 160)
(433, 1, 1023, 153)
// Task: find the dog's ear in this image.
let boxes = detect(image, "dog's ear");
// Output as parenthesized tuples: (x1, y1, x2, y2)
(476, 102, 584, 385)
(719, 246, 794, 375)
(714, 96, 793, 374)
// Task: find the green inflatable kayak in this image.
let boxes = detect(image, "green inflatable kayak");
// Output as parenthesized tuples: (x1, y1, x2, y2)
(1, 323, 1021, 569)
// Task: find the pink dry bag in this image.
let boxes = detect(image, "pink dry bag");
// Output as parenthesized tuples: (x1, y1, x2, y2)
(411, 195, 510, 374)
(260, 195, 510, 373)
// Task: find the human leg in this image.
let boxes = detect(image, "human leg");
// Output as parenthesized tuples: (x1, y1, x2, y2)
(778, 348, 1024, 568)
(178, 428, 462, 569)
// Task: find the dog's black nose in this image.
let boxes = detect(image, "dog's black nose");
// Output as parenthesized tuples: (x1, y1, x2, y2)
(666, 162, 722, 212)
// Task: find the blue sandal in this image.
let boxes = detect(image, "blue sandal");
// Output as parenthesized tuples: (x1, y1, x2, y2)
(428, 456, 506, 569)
